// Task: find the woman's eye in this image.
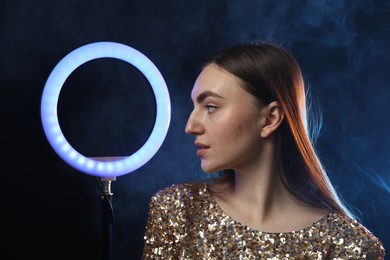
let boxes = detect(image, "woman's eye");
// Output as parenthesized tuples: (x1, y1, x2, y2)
(206, 105, 217, 113)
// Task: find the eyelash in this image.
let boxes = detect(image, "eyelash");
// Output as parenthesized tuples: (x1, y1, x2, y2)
(206, 105, 217, 113)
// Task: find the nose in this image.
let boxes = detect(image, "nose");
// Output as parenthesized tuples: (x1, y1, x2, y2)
(185, 110, 204, 135)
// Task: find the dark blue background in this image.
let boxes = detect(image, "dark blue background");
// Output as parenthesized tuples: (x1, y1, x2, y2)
(2, 1, 389, 259)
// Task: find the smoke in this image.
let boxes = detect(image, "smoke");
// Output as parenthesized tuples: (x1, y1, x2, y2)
(1, 0, 389, 258)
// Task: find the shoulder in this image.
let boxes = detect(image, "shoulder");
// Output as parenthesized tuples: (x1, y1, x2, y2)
(152, 181, 206, 199)
(325, 212, 385, 258)
(148, 181, 208, 210)
(327, 212, 382, 243)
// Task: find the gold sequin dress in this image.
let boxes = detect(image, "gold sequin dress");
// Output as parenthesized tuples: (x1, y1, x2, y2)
(142, 182, 385, 259)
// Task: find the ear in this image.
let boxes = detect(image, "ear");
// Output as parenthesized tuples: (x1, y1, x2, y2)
(260, 101, 284, 138)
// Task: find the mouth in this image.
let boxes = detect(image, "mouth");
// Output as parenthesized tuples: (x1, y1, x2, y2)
(195, 142, 210, 155)
(195, 142, 210, 149)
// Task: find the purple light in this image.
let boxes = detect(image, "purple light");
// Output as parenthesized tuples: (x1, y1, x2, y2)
(41, 42, 171, 177)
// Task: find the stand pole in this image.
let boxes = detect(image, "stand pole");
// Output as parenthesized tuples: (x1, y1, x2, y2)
(101, 177, 116, 260)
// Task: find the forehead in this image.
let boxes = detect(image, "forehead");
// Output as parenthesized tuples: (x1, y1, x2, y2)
(191, 64, 244, 101)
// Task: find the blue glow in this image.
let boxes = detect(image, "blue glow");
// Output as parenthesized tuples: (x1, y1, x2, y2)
(41, 42, 171, 177)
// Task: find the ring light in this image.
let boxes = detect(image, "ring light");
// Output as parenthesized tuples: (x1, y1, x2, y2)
(40, 42, 171, 177)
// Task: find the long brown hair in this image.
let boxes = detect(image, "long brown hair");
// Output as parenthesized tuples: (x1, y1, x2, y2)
(203, 41, 354, 218)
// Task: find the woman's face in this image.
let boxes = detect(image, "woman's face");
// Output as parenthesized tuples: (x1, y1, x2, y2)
(185, 64, 267, 173)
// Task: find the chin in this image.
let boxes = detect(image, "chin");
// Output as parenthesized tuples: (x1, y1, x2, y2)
(201, 163, 223, 174)
(200, 164, 213, 174)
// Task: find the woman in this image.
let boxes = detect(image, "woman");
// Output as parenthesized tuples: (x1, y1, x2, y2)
(142, 41, 385, 259)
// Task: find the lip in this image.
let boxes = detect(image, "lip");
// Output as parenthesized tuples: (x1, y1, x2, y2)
(195, 142, 210, 156)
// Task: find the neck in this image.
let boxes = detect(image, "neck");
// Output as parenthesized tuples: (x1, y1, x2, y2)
(210, 141, 329, 232)
(216, 139, 297, 225)
(232, 163, 289, 221)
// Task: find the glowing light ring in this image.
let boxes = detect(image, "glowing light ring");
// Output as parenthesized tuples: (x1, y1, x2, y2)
(41, 42, 171, 177)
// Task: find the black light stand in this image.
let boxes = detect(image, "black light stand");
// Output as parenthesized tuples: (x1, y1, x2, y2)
(99, 176, 116, 260)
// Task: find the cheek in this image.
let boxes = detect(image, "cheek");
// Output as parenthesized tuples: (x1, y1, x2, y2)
(238, 114, 262, 140)
(213, 107, 260, 141)
(233, 125, 245, 139)
(226, 120, 257, 141)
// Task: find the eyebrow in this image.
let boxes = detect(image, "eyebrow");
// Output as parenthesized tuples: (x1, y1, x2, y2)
(195, 90, 224, 104)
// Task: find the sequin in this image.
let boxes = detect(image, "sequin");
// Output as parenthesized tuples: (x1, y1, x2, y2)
(142, 182, 385, 259)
